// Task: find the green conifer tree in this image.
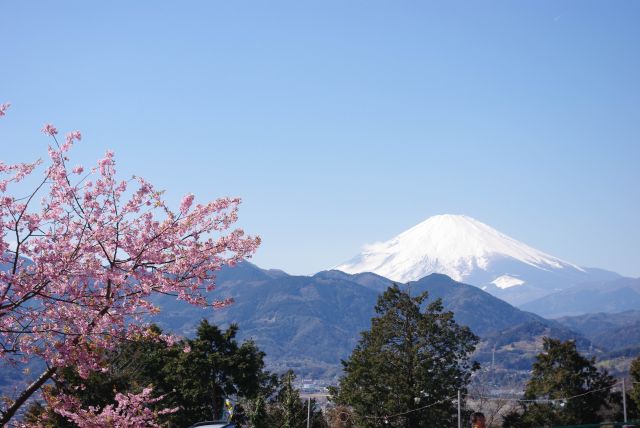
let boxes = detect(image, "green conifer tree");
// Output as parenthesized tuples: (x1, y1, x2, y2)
(275, 371, 306, 428)
(248, 394, 269, 428)
(519, 337, 616, 427)
(331, 284, 479, 428)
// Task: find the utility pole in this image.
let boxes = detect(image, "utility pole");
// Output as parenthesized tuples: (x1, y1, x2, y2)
(458, 389, 462, 428)
(492, 345, 496, 386)
(491, 345, 495, 371)
(307, 396, 311, 428)
(622, 378, 628, 423)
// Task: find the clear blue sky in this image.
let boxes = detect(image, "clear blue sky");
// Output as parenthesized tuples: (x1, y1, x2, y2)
(1, 1, 639, 277)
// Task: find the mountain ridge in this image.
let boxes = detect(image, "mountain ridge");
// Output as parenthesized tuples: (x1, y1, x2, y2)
(151, 263, 592, 380)
(521, 277, 640, 318)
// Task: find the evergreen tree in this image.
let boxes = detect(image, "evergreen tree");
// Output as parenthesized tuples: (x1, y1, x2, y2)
(501, 409, 526, 428)
(519, 337, 616, 427)
(162, 320, 275, 424)
(248, 394, 270, 428)
(270, 371, 327, 428)
(24, 325, 170, 428)
(331, 284, 479, 428)
(25, 321, 275, 427)
(274, 371, 306, 428)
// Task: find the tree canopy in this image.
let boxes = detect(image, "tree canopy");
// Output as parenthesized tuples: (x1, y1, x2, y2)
(25, 321, 276, 427)
(331, 284, 479, 428)
(515, 337, 616, 427)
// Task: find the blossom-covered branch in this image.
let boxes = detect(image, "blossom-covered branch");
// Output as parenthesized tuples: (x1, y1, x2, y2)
(46, 387, 178, 428)
(0, 106, 260, 424)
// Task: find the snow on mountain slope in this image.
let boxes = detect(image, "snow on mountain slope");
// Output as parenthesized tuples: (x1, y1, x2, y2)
(335, 215, 582, 283)
(334, 215, 619, 305)
(491, 275, 525, 289)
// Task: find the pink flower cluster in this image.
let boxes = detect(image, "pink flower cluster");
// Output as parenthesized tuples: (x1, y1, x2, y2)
(62, 130, 82, 151)
(0, 114, 260, 425)
(46, 387, 178, 428)
(0, 103, 10, 117)
(41, 123, 58, 136)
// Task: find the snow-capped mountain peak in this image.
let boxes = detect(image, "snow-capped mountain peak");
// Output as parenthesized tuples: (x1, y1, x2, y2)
(334, 214, 585, 288)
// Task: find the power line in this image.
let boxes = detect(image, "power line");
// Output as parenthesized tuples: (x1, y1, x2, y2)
(465, 382, 621, 404)
(362, 393, 459, 421)
(349, 381, 626, 422)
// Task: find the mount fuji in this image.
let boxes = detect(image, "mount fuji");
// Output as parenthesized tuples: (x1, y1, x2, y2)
(334, 214, 620, 305)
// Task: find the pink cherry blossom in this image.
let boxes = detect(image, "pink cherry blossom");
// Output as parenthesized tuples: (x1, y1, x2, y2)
(0, 103, 10, 117)
(0, 122, 260, 425)
(62, 130, 82, 151)
(45, 387, 178, 428)
(66, 130, 82, 144)
(41, 123, 58, 136)
(180, 193, 195, 215)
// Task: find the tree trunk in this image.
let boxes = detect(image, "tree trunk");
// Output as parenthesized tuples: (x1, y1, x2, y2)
(0, 366, 56, 426)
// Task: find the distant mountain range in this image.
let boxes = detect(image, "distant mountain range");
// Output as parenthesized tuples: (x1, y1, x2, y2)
(554, 310, 640, 365)
(152, 263, 594, 380)
(521, 277, 640, 318)
(3, 259, 637, 393)
(334, 214, 621, 305)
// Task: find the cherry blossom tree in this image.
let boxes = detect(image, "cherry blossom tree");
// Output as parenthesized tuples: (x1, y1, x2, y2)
(0, 104, 260, 425)
(44, 387, 178, 428)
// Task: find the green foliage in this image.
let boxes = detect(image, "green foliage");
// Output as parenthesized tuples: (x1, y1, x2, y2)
(501, 409, 527, 428)
(28, 321, 275, 427)
(269, 371, 326, 428)
(24, 326, 171, 427)
(277, 371, 305, 428)
(518, 337, 616, 427)
(248, 394, 270, 428)
(28, 324, 333, 428)
(160, 320, 276, 424)
(331, 284, 479, 428)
